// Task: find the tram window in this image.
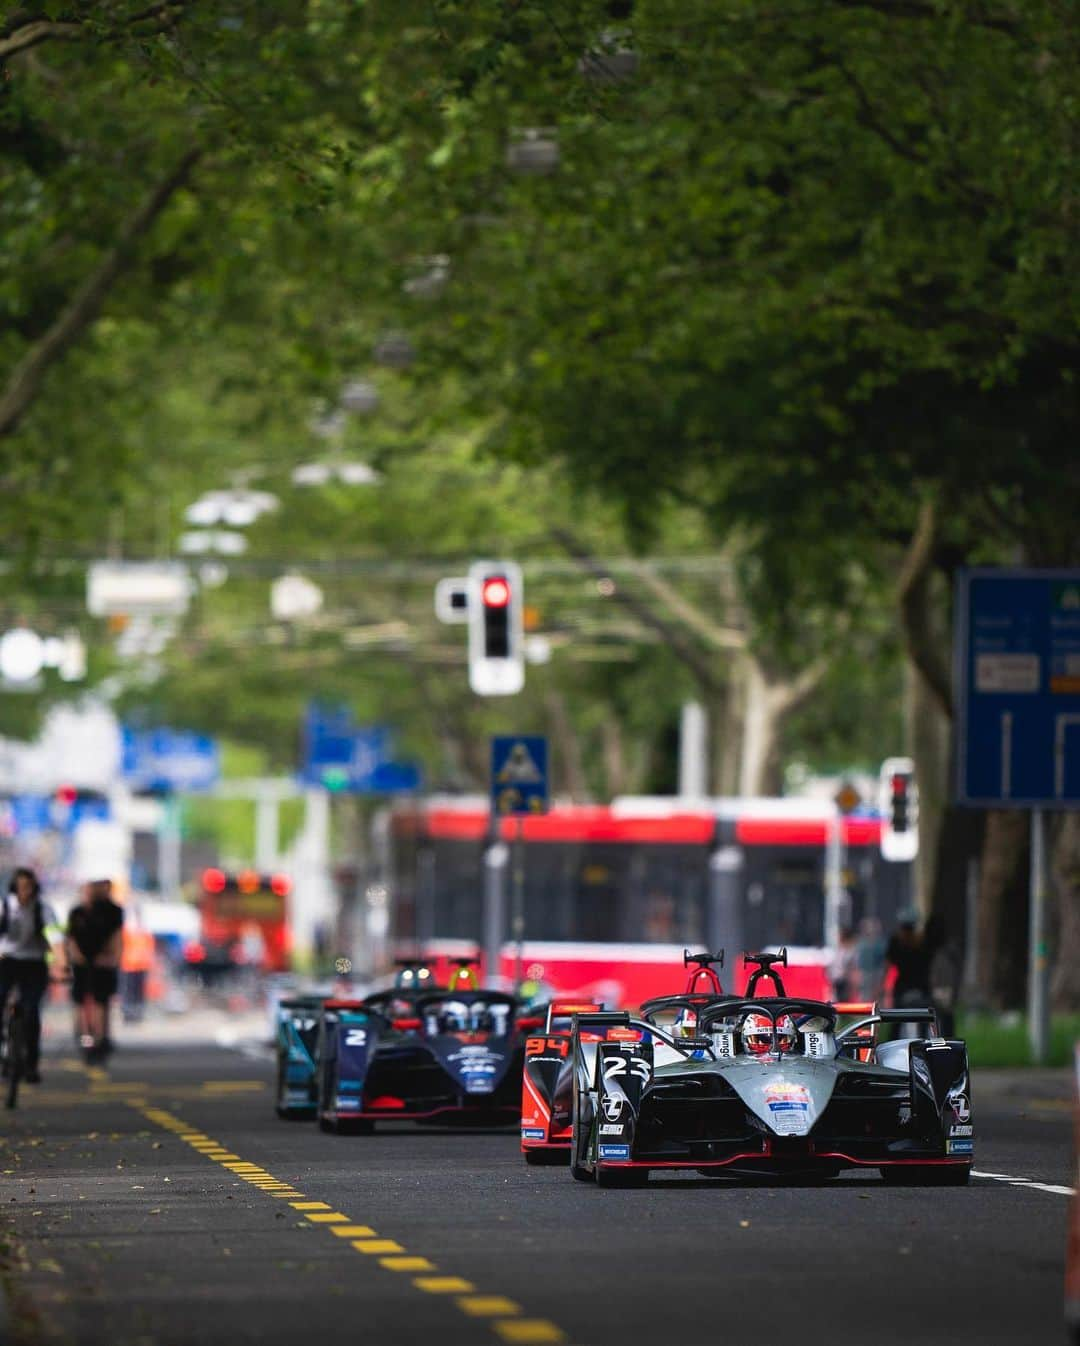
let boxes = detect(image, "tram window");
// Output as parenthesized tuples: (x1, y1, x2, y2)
(741, 849, 825, 949)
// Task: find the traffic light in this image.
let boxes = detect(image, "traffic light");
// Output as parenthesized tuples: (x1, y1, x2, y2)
(889, 773, 911, 832)
(878, 757, 918, 862)
(467, 560, 524, 695)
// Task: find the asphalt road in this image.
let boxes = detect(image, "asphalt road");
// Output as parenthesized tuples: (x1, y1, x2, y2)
(0, 1035, 1073, 1346)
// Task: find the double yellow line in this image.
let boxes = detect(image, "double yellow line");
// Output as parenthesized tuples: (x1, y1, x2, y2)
(139, 1106, 565, 1344)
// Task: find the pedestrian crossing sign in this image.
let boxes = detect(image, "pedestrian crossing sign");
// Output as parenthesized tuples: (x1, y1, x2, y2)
(490, 736, 548, 816)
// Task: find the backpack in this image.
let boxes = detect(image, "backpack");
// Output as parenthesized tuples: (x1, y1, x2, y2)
(0, 895, 45, 941)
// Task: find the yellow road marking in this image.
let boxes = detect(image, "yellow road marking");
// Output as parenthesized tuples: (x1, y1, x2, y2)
(457, 1297, 521, 1317)
(380, 1256, 435, 1272)
(493, 1321, 565, 1344)
(131, 1105, 570, 1345)
(201, 1081, 266, 1093)
(415, 1277, 475, 1294)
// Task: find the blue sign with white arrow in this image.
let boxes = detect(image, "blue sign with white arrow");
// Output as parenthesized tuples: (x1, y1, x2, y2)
(121, 726, 220, 793)
(955, 568, 1080, 807)
(300, 703, 420, 794)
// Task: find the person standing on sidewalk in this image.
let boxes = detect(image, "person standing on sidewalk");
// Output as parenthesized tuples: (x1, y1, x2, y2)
(0, 867, 63, 1084)
(66, 879, 124, 1059)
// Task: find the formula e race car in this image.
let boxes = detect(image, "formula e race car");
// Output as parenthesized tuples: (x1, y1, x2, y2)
(519, 952, 729, 1164)
(274, 994, 326, 1118)
(520, 1000, 604, 1163)
(316, 988, 536, 1132)
(566, 951, 973, 1187)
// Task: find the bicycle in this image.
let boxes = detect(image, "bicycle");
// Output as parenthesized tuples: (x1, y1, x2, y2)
(1, 989, 29, 1110)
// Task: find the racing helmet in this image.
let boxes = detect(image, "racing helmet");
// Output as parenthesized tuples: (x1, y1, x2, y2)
(741, 1012, 798, 1056)
(673, 1006, 698, 1039)
(741, 1012, 774, 1056)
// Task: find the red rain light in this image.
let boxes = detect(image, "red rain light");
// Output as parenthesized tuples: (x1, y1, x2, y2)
(202, 867, 226, 894)
(55, 785, 78, 806)
(890, 774, 909, 798)
(481, 576, 511, 608)
(184, 940, 207, 963)
(270, 873, 291, 897)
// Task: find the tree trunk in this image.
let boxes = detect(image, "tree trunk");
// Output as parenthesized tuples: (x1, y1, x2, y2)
(738, 658, 777, 796)
(974, 810, 1030, 1008)
(0, 149, 201, 440)
(1051, 811, 1080, 1009)
(710, 683, 740, 796)
(544, 691, 588, 801)
(601, 717, 627, 798)
(906, 658, 951, 921)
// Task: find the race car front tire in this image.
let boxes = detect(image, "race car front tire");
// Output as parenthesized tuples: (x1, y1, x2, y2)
(881, 1164, 971, 1186)
(525, 1148, 567, 1166)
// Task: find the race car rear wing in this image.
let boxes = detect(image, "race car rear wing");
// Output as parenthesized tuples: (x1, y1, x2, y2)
(835, 1006, 938, 1051)
(570, 1010, 717, 1060)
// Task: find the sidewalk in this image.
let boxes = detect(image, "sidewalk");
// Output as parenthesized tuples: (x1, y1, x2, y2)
(974, 1066, 1074, 1100)
(40, 999, 270, 1054)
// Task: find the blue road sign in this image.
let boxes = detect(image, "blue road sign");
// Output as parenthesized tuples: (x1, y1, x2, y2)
(955, 569, 1080, 807)
(122, 726, 220, 793)
(300, 704, 419, 793)
(490, 736, 548, 816)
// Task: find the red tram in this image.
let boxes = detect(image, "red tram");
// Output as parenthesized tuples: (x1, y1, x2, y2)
(386, 797, 906, 1005)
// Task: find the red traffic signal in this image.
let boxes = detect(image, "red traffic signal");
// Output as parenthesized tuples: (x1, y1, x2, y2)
(201, 867, 227, 894)
(481, 576, 511, 608)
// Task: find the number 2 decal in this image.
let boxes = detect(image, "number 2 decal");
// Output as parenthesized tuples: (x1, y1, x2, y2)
(345, 1028, 368, 1047)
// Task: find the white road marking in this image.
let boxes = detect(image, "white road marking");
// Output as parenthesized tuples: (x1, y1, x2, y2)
(973, 1169, 1075, 1197)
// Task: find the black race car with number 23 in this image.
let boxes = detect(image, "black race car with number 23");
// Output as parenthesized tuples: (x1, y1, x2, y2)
(568, 951, 974, 1187)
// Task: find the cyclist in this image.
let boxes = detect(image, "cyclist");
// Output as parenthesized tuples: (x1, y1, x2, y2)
(66, 879, 124, 1060)
(0, 867, 62, 1084)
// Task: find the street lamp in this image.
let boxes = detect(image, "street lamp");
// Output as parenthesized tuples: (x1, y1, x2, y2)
(290, 458, 381, 488)
(184, 489, 279, 529)
(374, 332, 415, 369)
(403, 255, 450, 300)
(271, 573, 324, 622)
(179, 529, 248, 556)
(579, 31, 638, 82)
(0, 628, 45, 684)
(340, 380, 380, 415)
(507, 128, 560, 175)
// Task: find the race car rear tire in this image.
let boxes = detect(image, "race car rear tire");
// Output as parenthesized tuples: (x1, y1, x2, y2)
(339, 1119, 375, 1136)
(596, 1165, 649, 1189)
(319, 1116, 338, 1134)
(569, 1144, 593, 1182)
(881, 1164, 971, 1186)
